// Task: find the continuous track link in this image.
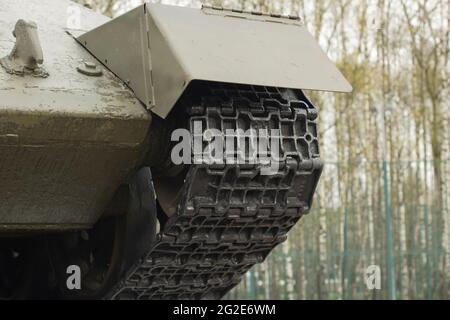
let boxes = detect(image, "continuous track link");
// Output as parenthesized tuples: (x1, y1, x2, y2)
(109, 82, 323, 300)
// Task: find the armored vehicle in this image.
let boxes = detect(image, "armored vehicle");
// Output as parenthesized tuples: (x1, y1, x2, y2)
(0, 0, 351, 299)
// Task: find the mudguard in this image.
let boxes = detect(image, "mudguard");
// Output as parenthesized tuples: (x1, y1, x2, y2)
(77, 4, 352, 119)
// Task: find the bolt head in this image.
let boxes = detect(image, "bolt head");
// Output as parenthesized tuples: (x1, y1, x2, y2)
(77, 61, 103, 77)
(84, 61, 97, 69)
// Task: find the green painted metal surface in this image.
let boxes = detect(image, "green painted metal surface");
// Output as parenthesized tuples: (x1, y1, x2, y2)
(0, 0, 151, 230)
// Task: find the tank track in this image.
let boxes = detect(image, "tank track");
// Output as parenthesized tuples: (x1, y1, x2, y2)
(108, 83, 323, 300)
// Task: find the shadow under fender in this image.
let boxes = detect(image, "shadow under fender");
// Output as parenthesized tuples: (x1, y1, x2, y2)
(47, 167, 158, 299)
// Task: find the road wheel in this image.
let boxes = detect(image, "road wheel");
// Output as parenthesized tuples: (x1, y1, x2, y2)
(47, 167, 157, 299)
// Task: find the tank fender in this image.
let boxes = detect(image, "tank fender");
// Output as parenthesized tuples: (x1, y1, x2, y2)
(77, 3, 352, 119)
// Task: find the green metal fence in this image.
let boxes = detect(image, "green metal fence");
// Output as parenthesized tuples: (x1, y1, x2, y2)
(226, 160, 450, 300)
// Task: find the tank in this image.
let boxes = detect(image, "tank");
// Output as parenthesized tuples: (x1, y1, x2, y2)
(0, 0, 351, 299)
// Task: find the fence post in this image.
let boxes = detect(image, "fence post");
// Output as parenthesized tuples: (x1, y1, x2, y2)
(383, 160, 396, 300)
(246, 269, 256, 299)
(265, 257, 271, 299)
(423, 206, 433, 299)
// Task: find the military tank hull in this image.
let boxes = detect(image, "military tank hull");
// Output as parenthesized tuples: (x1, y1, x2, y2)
(0, 0, 351, 299)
